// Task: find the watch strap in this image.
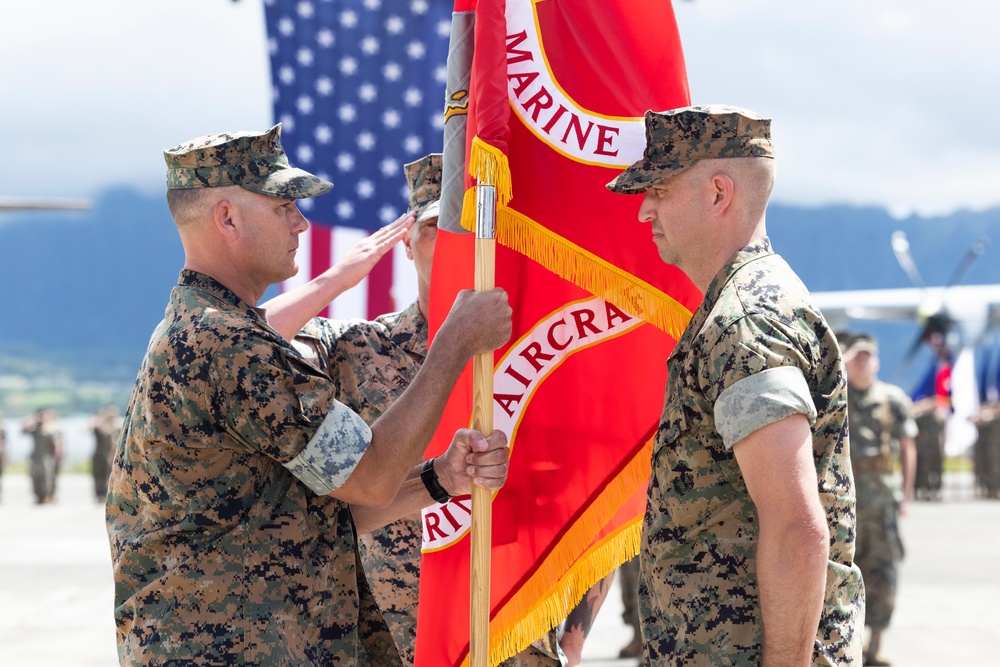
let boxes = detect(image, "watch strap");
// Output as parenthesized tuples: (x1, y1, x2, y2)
(421, 457, 452, 504)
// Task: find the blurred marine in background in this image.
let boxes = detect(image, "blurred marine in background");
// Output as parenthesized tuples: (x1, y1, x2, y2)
(841, 332, 916, 666)
(22, 408, 63, 505)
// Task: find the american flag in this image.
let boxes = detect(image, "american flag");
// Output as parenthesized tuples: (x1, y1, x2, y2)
(263, 0, 453, 318)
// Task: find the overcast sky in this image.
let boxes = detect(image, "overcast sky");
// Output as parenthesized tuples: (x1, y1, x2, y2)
(3, 0, 997, 218)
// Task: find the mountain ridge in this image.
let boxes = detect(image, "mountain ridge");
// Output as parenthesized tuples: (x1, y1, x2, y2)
(2, 187, 998, 389)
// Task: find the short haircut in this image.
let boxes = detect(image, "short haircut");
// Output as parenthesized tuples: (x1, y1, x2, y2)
(166, 186, 248, 227)
(165, 187, 210, 227)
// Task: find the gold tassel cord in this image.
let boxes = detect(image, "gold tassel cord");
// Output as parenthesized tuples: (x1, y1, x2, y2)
(460, 137, 514, 233)
(469, 136, 513, 206)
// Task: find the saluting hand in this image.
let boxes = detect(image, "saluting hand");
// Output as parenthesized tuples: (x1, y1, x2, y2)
(333, 211, 415, 290)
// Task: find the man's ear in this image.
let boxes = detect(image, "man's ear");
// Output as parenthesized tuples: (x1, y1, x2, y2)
(403, 228, 414, 260)
(213, 198, 240, 240)
(710, 173, 735, 216)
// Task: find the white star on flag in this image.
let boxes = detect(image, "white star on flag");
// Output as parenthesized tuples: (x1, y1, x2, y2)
(265, 0, 451, 318)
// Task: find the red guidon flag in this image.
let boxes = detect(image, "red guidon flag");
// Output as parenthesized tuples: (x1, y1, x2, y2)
(417, 1, 698, 665)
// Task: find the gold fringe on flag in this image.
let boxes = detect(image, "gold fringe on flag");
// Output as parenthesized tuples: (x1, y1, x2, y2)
(459, 438, 655, 667)
(495, 206, 692, 339)
(489, 520, 643, 666)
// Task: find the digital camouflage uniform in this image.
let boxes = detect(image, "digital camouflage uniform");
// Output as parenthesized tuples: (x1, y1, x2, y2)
(106, 127, 401, 665)
(847, 379, 915, 632)
(289, 154, 438, 665)
(107, 271, 400, 666)
(607, 106, 864, 665)
(24, 412, 61, 504)
(294, 302, 427, 665)
(638, 239, 863, 666)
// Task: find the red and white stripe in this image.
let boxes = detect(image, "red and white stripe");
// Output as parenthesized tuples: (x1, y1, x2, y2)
(282, 223, 418, 320)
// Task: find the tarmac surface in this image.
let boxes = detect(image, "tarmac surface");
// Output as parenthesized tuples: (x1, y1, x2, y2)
(1, 472, 998, 666)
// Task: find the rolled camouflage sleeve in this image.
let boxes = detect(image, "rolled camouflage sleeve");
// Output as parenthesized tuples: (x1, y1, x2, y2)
(715, 366, 817, 449)
(282, 402, 372, 495)
(212, 330, 371, 494)
(706, 314, 817, 448)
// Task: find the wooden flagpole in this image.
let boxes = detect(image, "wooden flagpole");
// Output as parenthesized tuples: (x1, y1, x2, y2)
(470, 183, 496, 667)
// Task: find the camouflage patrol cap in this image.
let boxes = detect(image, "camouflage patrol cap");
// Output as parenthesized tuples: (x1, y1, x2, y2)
(606, 105, 775, 195)
(404, 154, 442, 223)
(844, 333, 879, 356)
(163, 124, 332, 199)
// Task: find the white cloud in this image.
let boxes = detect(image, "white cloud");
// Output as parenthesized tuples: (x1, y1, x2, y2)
(1, 0, 997, 218)
(673, 0, 1000, 215)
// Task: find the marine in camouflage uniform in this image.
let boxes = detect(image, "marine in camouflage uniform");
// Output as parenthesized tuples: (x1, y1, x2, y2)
(22, 408, 63, 505)
(106, 128, 512, 666)
(296, 304, 427, 664)
(842, 333, 916, 666)
(108, 268, 400, 665)
(607, 106, 864, 666)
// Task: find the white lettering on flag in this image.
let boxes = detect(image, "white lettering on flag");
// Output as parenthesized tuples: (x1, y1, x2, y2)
(421, 296, 643, 551)
(504, 0, 646, 168)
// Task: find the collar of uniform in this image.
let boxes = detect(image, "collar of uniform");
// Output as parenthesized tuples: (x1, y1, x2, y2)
(702, 236, 774, 313)
(177, 269, 258, 315)
(390, 300, 428, 357)
(672, 237, 775, 357)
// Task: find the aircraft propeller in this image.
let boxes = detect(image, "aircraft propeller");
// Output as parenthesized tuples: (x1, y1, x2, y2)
(894, 231, 991, 374)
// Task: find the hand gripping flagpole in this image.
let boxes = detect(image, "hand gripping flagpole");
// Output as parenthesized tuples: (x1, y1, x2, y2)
(470, 182, 496, 667)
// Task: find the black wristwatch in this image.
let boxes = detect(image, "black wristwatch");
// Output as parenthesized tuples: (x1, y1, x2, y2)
(421, 458, 452, 504)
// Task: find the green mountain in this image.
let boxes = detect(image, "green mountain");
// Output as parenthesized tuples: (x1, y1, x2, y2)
(1, 187, 998, 397)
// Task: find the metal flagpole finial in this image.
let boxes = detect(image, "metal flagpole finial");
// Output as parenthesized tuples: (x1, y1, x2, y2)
(476, 184, 496, 240)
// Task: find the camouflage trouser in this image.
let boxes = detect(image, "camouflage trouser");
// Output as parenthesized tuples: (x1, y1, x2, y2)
(30, 453, 56, 502)
(359, 517, 422, 666)
(619, 556, 640, 632)
(855, 500, 903, 630)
